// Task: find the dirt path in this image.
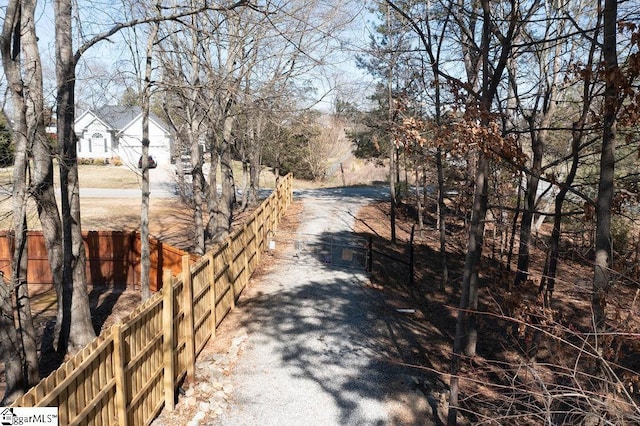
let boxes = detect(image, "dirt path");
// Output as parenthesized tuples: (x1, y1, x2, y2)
(154, 187, 443, 425)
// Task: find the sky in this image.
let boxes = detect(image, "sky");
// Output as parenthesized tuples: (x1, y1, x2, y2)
(23, 0, 378, 114)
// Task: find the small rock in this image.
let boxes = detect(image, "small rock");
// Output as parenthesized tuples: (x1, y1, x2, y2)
(223, 384, 234, 394)
(210, 369, 224, 380)
(185, 387, 195, 397)
(183, 396, 197, 407)
(231, 333, 247, 346)
(208, 399, 219, 411)
(198, 382, 212, 393)
(210, 354, 226, 363)
(193, 411, 206, 422)
(212, 381, 224, 390)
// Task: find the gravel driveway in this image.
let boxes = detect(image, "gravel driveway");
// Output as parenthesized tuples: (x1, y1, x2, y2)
(209, 186, 440, 426)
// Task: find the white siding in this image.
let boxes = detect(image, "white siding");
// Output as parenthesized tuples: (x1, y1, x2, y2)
(74, 111, 172, 165)
(117, 116, 172, 167)
(74, 116, 116, 159)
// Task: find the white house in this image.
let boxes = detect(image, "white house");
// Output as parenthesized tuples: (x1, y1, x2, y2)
(74, 105, 173, 166)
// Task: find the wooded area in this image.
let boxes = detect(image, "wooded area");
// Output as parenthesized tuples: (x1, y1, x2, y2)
(347, 1, 640, 424)
(1, 0, 640, 423)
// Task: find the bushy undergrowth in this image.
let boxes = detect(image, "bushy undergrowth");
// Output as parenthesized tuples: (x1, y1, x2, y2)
(362, 198, 640, 424)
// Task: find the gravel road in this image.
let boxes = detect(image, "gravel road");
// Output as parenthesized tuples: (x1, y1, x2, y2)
(208, 186, 440, 426)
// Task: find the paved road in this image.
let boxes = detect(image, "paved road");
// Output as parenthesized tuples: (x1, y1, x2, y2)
(212, 186, 437, 426)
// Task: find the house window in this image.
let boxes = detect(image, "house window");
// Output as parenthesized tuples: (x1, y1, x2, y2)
(91, 132, 105, 153)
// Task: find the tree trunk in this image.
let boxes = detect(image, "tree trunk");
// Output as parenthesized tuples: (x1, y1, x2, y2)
(415, 165, 424, 231)
(206, 132, 219, 241)
(205, 55, 238, 243)
(248, 140, 261, 206)
(9, 111, 33, 402)
(0, 276, 23, 404)
(54, 0, 96, 353)
(540, 10, 598, 300)
(239, 155, 250, 211)
(436, 147, 448, 290)
(1, 0, 40, 393)
(389, 141, 397, 244)
(539, 136, 578, 301)
(213, 128, 236, 242)
(32, 136, 65, 353)
(247, 112, 263, 207)
(514, 10, 564, 286)
(449, 151, 490, 426)
(507, 179, 522, 271)
(514, 126, 542, 286)
(449, 0, 518, 422)
(593, 0, 618, 332)
(191, 134, 206, 255)
(17, 0, 66, 353)
(140, 22, 159, 301)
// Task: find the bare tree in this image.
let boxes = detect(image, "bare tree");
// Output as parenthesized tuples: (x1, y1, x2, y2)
(54, 0, 98, 352)
(0, 274, 23, 403)
(511, 0, 583, 287)
(592, 0, 619, 332)
(158, 0, 354, 248)
(140, 16, 160, 301)
(385, 0, 452, 287)
(1, 0, 46, 400)
(539, 2, 601, 302)
(158, 11, 211, 255)
(449, 1, 538, 423)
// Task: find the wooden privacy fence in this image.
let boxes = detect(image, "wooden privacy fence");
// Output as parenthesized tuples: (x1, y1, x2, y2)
(0, 230, 190, 293)
(10, 173, 294, 426)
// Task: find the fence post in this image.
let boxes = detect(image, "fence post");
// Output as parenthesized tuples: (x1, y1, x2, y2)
(242, 225, 249, 288)
(162, 271, 175, 411)
(182, 255, 196, 381)
(112, 323, 128, 426)
(208, 252, 217, 338)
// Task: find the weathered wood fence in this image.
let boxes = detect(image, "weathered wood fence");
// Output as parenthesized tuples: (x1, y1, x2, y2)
(10, 173, 294, 426)
(0, 230, 190, 293)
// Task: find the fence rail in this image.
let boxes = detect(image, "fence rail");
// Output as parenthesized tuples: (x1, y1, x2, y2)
(11, 173, 294, 426)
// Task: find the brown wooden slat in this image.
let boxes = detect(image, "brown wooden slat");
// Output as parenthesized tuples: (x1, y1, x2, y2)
(9, 174, 294, 426)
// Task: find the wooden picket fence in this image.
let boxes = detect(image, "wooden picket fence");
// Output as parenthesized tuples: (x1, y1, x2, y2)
(10, 173, 294, 425)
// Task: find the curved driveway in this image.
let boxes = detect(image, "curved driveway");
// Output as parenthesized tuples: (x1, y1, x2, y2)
(213, 186, 436, 425)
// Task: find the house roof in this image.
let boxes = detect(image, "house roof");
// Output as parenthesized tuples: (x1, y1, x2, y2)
(97, 105, 142, 130)
(82, 105, 170, 133)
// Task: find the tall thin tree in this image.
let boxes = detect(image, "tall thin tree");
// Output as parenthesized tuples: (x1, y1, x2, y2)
(592, 0, 619, 332)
